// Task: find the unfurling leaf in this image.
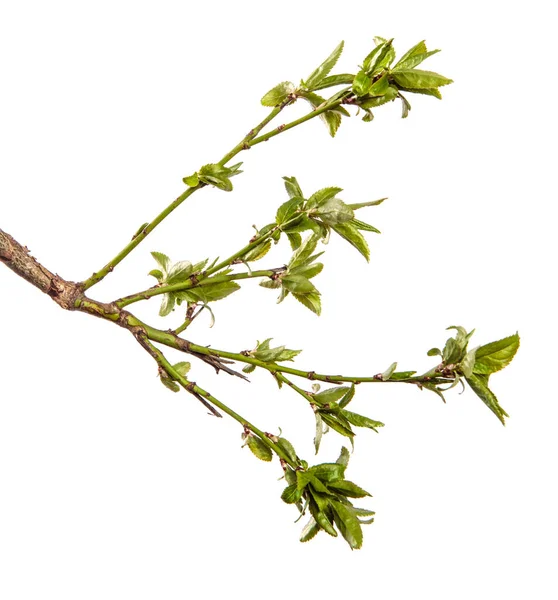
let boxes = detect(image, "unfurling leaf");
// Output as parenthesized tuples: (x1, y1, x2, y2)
(314, 412, 325, 454)
(313, 386, 352, 405)
(246, 436, 273, 461)
(261, 81, 295, 107)
(281, 484, 303, 504)
(283, 175, 304, 199)
(159, 370, 180, 393)
(300, 517, 320, 543)
(336, 446, 351, 467)
(167, 261, 193, 284)
(159, 293, 175, 317)
(173, 362, 191, 377)
(244, 239, 272, 262)
(331, 222, 370, 261)
(183, 173, 199, 187)
(151, 251, 171, 274)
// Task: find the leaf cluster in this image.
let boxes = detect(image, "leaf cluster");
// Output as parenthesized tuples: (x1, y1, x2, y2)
(282, 447, 374, 550)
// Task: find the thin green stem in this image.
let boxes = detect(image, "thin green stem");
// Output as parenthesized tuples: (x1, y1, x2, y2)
(82, 185, 201, 290)
(275, 372, 314, 404)
(138, 335, 297, 468)
(116, 269, 282, 308)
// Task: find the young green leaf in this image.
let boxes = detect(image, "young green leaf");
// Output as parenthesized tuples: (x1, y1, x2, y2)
(319, 412, 354, 439)
(167, 261, 193, 284)
(276, 197, 304, 227)
(281, 484, 303, 504)
(173, 361, 191, 377)
(341, 410, 384, 432)
(282, 274, 317, 295)
(300, 517, 320, 543)
(307, 187, 343, 209)
(159, 293, 175, 317)
(159, 371, 180, 393)
(151, 251, 171, 274)
(243, 239, 272, 262)
(261, 81, 295, 107)
(328, 480, 371, 499)
(148, 269, 164, 282)
(392, 69, 453, 90)
(292, 291, 322, 316)
(246, 436, 273, 461)
(312, 73, 354, 91)
(286, 232, 302, 250)
(465, 373, 509, 426)
(338, 385, 356, 409)
(283, 176, 304, 199)
(320, 110, 342, 138)
(473, 333, 520, 375)
(353, 70, 372, 96)
(308, 462, 346, 483)
(331, 500, 363, 550)
(336, 446, 351, 467)
(314, 198, 354, 226)
(314, 412, 325, 455)
(190, 280, 240, 303)
(183, 173, 199, 187)
(304, 41, 345, 90)
(313, 386, 352, 405)
(331, 222, 370, 261)
(277, 437, 298, 463)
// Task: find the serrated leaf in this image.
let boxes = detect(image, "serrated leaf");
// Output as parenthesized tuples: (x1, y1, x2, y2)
(473, 333, 520, 375)
(244, 239, 272, 262)
(173, 361, 191, 377)
(459, 347, 478, 378)
(292, 291, 321, 315)
(159, 371, 180, 393)
(465, 373, 509, 426)
(362, 38, 394, 72)
(290, 262, 323, 280)
(369, 73, 390, 96)
(148, 269, 164, 282)
(167, 260, 193, 284)
(353, 70, 372, 96)
(331, 222, 370, 261)
(349, 198, 386, 210)
(242, 364, 256, 374)
(259, 279, 281, 290)
(319, 412, 354, 438)
(319, 110, 342, 137)
(277, 437, 297, 463)
(359, 85, 399, 108)
(261, 81, 295, 107)
(427, 347, 442, 357)
(392, 69, 453, 90)
(336, 446, 351, 467)
(151, 251, 171, 274)
(307, 187, 343, 209)
(289, 233, 320, 268)
(392, 40, 427, 70)
(400, 93, 411, 118)
(381, 362, 397, 381)
(331, 500, 363, 549)
(315, 198, 354, 226)
(183, 173, 199, 187)
(159, 293, 175, 317)
(246, 436, 273, 461)
(338, 385, 356, 409)
(312, 73, 354, 91)
(329, 480, 371, 499)
(276, 196, 304, 226)
(300, 517, 320, 543)
(394, 49, 441, 71)
(282, 274, 317, 294)
(351, 218, 380, 233)
(308, 499, 338, 537)
(341, 410, 384, 432)
(399, 86, 443, 99)
(281, 483, 303, 504)
(305, 41, 344, 90)
(314, 386, 352, 405)
(190, 280, 240, 303)
(283, 176, 304, 199)
(308, 463, 346, 483)
(286, 232, 302, 250)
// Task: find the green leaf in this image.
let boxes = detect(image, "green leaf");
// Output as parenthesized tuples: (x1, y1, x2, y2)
(308, 462, 346, 483)
(459, 347, 478, 378)
(394, 49, 441, 71)
(261, 81, 295, 107)
(277, 437, 298, 463)
(320, 110, 342, 137)
(307, 187, 343, 209)
(290, 262, 323, 280)
(465, 373, 509, 426)
(398, 86, 443, 99)
(284, 466, 297, 486)
(369, 73, 390, 96)
(342, 410, 384, 432)
(183, 173, 199, 187)
(331, 500, 363, 549)
(338, 385, 356, 409)
(427, 348, 442, 357)
(353, 70, 372, 96)
(319, 412, 354, 439)
(359, 85, 399, 108)
(300, 517, 320, 543)
(381, 362, 397, 381)
(392, 69, 453, 90)
(336, 446, 351, 467)
(314, 198, 354, 226)
(151, 251, 171, 274)
(362, 38, 394, 72)
(190, 280, 240, 303)
(282, 274, 317, 294)
(313, 73, 354, 91)
(244, 239, 272, 262)
(292, 291, 322, 316)
(308, 499, 338, 537)
(473, 333, 520, 375)
(246, 436, 273, 461)
(289, 233, 320, 268)
(148, 269, 164, 282)
(331, 222, 370, 261)
(286, 232, 302, 250)
(329, 480, 371, 498)
(392, 40, 427, 70)
(348, 198, 386, 210)
(159, 371, 180, 393)
(351, 218, 380, 233)
(173, 361, 191, 377)
(276, 196, 304, 226)
(314, 412, 324, 455)
(281, 483, 303, 504)
(242, 364, 256, 374)
(167, 260, 193, 284)
(159, 293, 175, 317)
(400, 93, 411, 118)
(390, 371, 417, 380)
(283, 176, 304, 199)
(314, 386, 352, 405)
(305, 41, 344, 90)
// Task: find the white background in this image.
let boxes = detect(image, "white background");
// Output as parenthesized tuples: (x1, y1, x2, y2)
(1, 1, 556, 598)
